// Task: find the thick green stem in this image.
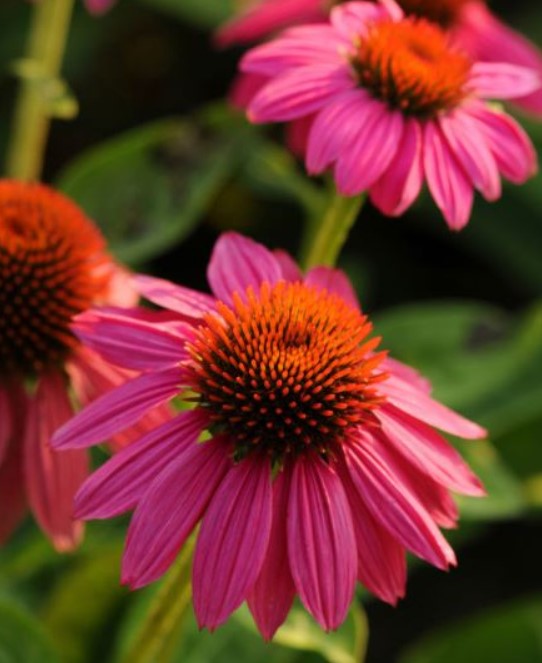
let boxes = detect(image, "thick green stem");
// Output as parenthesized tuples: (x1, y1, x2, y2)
(120, 537, 194, 663)
(301, 192, 365, 270)
(5, 0, 75, 181)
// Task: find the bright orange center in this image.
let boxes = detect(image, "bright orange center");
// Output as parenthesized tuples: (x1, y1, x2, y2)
(353, 18, 471, 117)
(0, 181, 109, 378)
(188, 281, 386, 461)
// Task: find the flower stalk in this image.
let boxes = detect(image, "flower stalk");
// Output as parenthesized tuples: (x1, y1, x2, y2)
(5, 0, 76, 181)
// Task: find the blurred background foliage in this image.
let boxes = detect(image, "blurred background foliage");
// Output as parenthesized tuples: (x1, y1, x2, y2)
(1, 0, 542, 662)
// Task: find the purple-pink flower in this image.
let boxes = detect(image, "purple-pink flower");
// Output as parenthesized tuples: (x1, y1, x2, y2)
(0, 180, 168, 551)
(241, 1, 539, 229)
(219, 0, 542, 116)
(53, 232, 486, 637)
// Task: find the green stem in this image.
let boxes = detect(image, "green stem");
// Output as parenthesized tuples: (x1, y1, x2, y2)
(120, 537, 195, 663)
(5, 0, 75, 181)
(301, 191, 365, 270)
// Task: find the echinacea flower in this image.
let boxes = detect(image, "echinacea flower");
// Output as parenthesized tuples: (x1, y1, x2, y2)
(53, 232, 486, 638)
(0, 180, 168, 551)
(242, 0, 539, 229)
(218, 0, 542, 116)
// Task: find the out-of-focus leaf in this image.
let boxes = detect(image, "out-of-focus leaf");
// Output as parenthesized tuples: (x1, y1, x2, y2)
(42, 544, 127, 663)
(56, 114, 245, 266)
(0, 598, 59, 663)
(400, 596, 542, 663)
(138, 0, 234, 28)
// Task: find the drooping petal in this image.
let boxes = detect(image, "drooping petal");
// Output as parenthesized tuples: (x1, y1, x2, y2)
(249, 65, 354, 123)
(75, 409, 209, 519)
(73, 308, 190, 372)
(378, 375, 486, 439)
(122, 436, 232, 589)
(304, 266, 361, 310)
(423, 120, 474, 230)
(134, 274, 215, 320)
(370, 118, 423, 216)
(378, 405, 485, 496)
(207, 232, 284, 305)
(345, 430, 456, 570)
(338, 458, 406, 604)
(382, 357, 431, 394)
(248, 466, 296, 641)
(288, 454, 357, 630)
(24, 372, 87, 551)
(52, 368, 184, 450)
(193, 455, 273, 630)
(468, 62, 541, 101)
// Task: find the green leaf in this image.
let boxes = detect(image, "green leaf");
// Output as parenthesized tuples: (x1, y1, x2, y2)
(400, 596, 542, 663)
(0, 598, 59, 663)
(56, 113, 243, 266)
(138, 0, 234, 28)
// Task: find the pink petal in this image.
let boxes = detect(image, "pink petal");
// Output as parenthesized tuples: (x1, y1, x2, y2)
(378, 374, 486, 439)
(134, 274, 215, 320)
(249, 65, 354, 123)
(288, 454, 357, 630)
(230, 72, 268, 110)
(0, 387, 12, 465)
(382, 357, 431, 394)
(193, 455, 273, 630)
(286, 115, 314, 157)
(304, 266, 360, 310)
(330, 2, 397, 42)
(75, 408, 209, 519)
(273, 249, 303, 282)
(248, 466, 296, 641)
(370, 118, 423, 216)
(85, 0, 116, 14)
(464, 103, 537, 184)
(122, 436, 232, 589)
(52, 368, 183, 450)
(423, 120, 474, 230)
(378, 405, 485, 496)
(335, 102, 404, 196)
(24, 373, 87, 551)
(468, 62, 541, 100)
(345, 431, 456, 569)
(207, 232, 284, 305)
(338, 458, 406, 604)
(439, 111, 500, 201)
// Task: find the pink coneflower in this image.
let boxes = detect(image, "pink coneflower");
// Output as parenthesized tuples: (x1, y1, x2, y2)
(53, 232, 486, 638)
(219, 0, 542, 116)
(0, 180, 167, 551)
(242, 1, 539, 229)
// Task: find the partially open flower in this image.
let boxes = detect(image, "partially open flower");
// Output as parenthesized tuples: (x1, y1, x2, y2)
(53, 232, 486, 638)
(242, 1, 539, 229)
(0, 180, 167, 551)
(219, 0, 542, 116)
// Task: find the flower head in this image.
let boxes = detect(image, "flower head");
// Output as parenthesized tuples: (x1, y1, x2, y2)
(219, 0, 542, 116)
(242, 1, 539, 228)
(53, 232, 486, 638)
(0, 180, 167, 551)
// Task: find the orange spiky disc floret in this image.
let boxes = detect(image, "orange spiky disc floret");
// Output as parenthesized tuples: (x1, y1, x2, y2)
(353, 17, 471, 118)
(0, 180, 110, 378)
(188, 281, 387, 461)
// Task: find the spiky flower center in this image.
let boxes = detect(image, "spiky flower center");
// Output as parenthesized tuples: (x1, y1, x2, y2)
(0, 181, 109, 378)
(189, 281, 386, 461)
(352, 18, 471, 117)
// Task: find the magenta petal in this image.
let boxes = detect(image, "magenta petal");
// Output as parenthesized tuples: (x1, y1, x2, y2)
(330, 2, 396, 42)
(85, 0, 116, 15)
(0, 387, 12, 465)
(378, 375, 486, 439)
(193, 455, 273, 630)
(423, 121, 474, 230)
(207, 232, 284, 304)
(75, 409, 209, 519)
(52, 368, 183, 450)
(468, 62, 541, 100)
(273, 249, 303, 282)
(288, 454, 357, 630)
(24, 373, 87, 551)
(304, 267, 360, 311)
(345, 431, 456, 570)
(134, 274, 215, 320)
(338, 459, 406, 604)
(382, 357, 431, 394)
(122, 436, 232, 589)
(247, 466, 296, 641)
(73, 308, 190, 372)
(378, 406, 485, 496)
